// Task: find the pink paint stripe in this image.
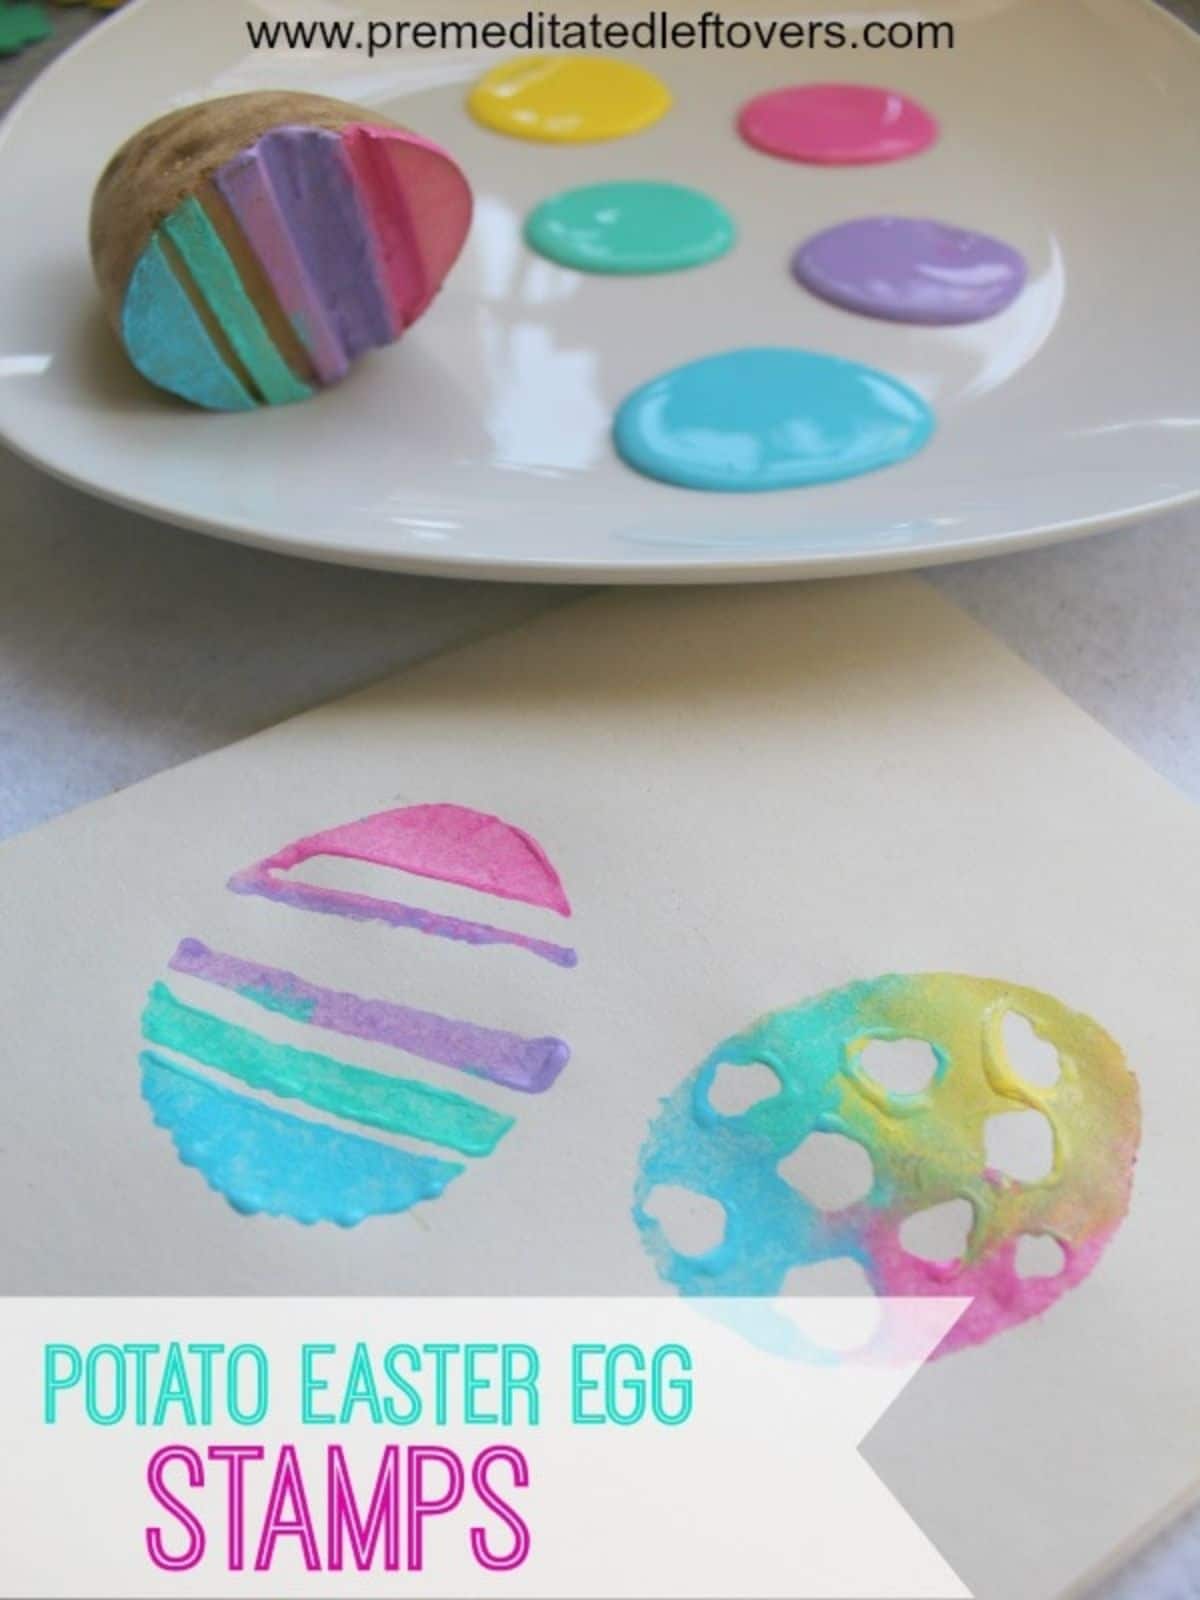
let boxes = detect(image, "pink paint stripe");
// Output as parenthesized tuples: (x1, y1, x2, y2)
(171, 939, 569, 1092)
(215, 146, 349, 386)
(341, 125, 428, 329)
(255, 804, 572, 918)
(228, 865, 579, 968)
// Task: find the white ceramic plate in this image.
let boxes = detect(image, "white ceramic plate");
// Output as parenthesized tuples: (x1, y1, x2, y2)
(0, 0, 1198, 582)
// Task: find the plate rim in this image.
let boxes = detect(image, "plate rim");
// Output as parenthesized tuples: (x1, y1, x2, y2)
(2, 0, 1198, 584)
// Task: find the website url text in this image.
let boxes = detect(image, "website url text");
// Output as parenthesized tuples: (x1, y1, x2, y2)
(246, 11, 956, 59)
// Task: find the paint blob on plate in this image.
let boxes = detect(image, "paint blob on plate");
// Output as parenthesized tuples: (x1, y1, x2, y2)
(633, 974, 1141, 1358)
(525, 181, 735, 274)
(140, 802, 577, 1227)
(468, 55, 672, 142)
(612, 346, 934, 492)
(793, 217, 1027, 325)
(738, 83, 938, 165)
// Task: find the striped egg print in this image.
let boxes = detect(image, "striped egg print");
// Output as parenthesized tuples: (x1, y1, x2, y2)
(119, 121, 472, 410)
(139, 803, 575, 1226)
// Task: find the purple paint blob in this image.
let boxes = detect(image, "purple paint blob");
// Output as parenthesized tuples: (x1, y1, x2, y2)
(792, 217, 1027, 326)
(170, 939, 570, 1094)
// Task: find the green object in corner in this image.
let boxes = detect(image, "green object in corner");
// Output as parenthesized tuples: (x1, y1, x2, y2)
(0, 3, 51, 59)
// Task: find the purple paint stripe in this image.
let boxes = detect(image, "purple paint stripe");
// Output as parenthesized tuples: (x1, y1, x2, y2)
(170, 939, 569, 1093)
(215, 146, 349, 386)
(227, 866, 579, 969)
(255, 127, 394, 359)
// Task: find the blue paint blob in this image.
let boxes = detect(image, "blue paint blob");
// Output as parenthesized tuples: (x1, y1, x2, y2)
(612, 347, 934, 491)
(141, 1052, 463, 1227)
(122, 237, 255, 412)
(525, 181, 735, 274)
(632, 993, 864, 1302)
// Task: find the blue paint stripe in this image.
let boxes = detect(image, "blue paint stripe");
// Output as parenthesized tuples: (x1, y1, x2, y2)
(141, 1052, 462, 1226)
(122, 237, 255, 411)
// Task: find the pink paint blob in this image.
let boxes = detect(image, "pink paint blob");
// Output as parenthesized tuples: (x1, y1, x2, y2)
(862, 1206, 1120, 1357)
(737, 83, 939, 166)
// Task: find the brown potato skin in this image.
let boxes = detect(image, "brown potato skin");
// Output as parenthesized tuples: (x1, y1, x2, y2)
(90, 90, 407, 333)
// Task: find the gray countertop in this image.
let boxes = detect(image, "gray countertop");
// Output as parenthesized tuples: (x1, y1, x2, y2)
(2, 8, 1200, 1596)
(6, 441, 1200, 840)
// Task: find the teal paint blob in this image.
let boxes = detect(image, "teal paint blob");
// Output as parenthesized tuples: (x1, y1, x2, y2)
(613, 346, 934, 492)
(161, 198, 312, 407)
(0, 3, 50, 58)
(122, 237, 255, 412)
(525, 181, 735, 274)
(141, 1053, 462, 1226)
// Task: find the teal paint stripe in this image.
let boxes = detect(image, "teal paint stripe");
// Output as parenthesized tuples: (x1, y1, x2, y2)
(141, 983, 513, 1158)
(162, 197, 313, 407)
(122, 237, 256, 412)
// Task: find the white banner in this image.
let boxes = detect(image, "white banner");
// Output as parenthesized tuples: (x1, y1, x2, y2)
(0, 1298, 970, 1598)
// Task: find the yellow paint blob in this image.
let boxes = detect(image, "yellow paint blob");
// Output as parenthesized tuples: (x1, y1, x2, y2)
(468, 56, 672, 143)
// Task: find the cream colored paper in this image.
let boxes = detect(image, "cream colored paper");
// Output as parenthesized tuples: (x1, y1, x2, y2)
(3, 576, 1199, 1598)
